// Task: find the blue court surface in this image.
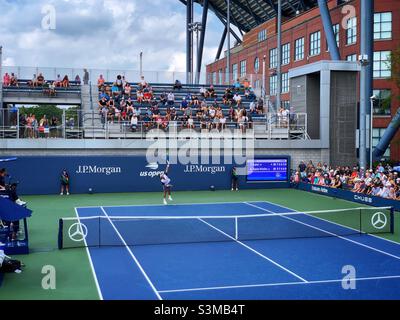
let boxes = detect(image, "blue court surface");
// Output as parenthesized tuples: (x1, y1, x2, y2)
(75, 201, 400, 300)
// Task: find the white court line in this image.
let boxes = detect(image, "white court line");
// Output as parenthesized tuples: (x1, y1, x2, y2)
(74, 208, 104, 301)
(244, 202, 400, 261)
(75, 201, 267, 210)
(198, 218, 308, 283)
(262, 199, 400, 247)
(159, 274, 400, 294)
(100, 207, 162, 300)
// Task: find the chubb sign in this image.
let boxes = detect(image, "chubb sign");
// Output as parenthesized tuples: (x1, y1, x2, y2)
(76, 165, 122, 176)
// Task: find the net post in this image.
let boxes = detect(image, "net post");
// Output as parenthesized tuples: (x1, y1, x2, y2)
(390, 207, 395, 234)
(235, 217, 238, 240)
(58, 218, 63, 250)
(359, 208, 363, 235)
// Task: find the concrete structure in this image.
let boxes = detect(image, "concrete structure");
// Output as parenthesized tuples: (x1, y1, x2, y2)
(206, 0, 400, 161)
(289, 60, 359, 166)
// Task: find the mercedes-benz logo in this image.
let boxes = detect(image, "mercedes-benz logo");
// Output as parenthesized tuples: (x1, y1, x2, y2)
(68, 222, 88, 242)
(371, 212, 388, 230)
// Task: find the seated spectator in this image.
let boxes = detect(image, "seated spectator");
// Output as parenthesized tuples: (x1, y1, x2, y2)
(207, 85, 217, 98)
(124, 82, 132, 98)
(167, 92, 175, 107)
(233, 93, 242, 106)
(191, 94, 200, 106)
(61, 75, 69, 88)
(136, 90, 144, 104)
(159, 92, 167, 105)
(130, 114, 139, 132)
(115, 75, 123, 90)
(243, 78, 250, 90)
(28, 74, 37, 87)
(173, 80, 182, 91)
(199, 87, 207, 98)
(223, 88, 233, 105)
(75, 75, 81, 85)
(111, 83, 121, 98)
(9, 73, 18, 86)
(245, 86, 257, 101)
(54, 74, 62, 87)
(138, 76, 148, 90)
(36, 73, 45, 87)
(2, 72, 11, 86)
(143, 90, 153, 103)
(233, 78, 241, 92)
(257, 98, 264, 114)
(97, 74, 105, 89)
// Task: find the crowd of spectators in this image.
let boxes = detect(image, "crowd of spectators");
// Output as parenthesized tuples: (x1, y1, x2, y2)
(97, 75, 263, 132)
(2, 70, 89, 93)
(18, 114, 62, 138)
(292, 160, 400, 200)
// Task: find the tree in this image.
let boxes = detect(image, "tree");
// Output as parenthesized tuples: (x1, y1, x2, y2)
(389, 46, 400, 102)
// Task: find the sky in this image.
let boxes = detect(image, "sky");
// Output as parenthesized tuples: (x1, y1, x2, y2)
(0, 0, 230, 73)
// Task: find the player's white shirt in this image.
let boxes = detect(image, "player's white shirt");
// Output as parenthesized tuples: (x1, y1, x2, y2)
(161, 174, 171, 186)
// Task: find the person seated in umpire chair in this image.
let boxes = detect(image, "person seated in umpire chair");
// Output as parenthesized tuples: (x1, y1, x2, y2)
(0, 168, 27, 241)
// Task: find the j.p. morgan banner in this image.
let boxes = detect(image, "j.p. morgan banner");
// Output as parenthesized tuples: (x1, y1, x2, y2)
(2, 156, 289, 195)
(294, 182, 400, 212)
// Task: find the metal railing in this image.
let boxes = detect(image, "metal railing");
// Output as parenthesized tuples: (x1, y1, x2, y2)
(0, 108, 308, 141)
(1, 66, 265, 89)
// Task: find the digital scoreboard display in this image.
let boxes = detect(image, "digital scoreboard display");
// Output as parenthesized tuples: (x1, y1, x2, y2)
(246, 158, 289, 182)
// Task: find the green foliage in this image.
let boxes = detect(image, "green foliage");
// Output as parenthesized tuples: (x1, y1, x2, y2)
(18, 105, 80, 122)
(389, 46, 400, 101)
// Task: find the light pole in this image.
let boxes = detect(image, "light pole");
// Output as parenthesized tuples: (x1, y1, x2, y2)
(139, 51, 143, 78)
(262, 55, 266, 102)
(370, 95, 377, 168)
(226, 0, 231, 86)
(188, 22, 202, 84)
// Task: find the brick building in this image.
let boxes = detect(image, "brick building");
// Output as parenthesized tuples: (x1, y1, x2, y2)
(206, 0, 400, 161)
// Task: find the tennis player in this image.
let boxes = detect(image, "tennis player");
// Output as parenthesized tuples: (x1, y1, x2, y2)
(160, 161, 173, 205)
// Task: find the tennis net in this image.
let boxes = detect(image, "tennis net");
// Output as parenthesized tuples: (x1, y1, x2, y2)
(58, 206, 394, 249)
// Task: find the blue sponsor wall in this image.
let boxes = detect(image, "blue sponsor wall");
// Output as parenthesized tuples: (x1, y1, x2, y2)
(1, 156, 290, 195)
(293, 183, 400, 212)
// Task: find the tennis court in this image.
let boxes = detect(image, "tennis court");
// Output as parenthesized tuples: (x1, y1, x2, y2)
(58, 200, 400, 300)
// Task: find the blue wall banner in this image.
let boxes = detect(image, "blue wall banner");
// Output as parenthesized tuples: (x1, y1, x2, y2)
(1, 156, 290, 195)
(293, 182, 400, 212)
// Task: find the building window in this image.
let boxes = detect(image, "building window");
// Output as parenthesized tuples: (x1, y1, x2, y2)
(294, 37, 304, 61)
(373, 51, 391, 78)
(254, 57, 260, 73)
(232, 63, 238, 81)
(327, 24, 340, 50)
(281, 72, 289, 93)
(346, 17, 357, 45)
(372, 89, 391, 115)
(310, 31, 321, 56)
(269, 75, 277, 95)
(269, 48, 277, 69)
(346, 54, 357, 62)
(212, 72, 217, 85)
(374, 12, 392, 40)
(372, 128, 390, 158)
(282, 43, 290, 65)
(282, 101, 290, 110)
(218, 69, 223, 85)
(240, 60, 247, 78)
(258, 29, 267, 42)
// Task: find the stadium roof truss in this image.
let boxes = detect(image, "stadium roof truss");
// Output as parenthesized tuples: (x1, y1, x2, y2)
(182, 0, 319, 33)
(179, 0, 319, 83)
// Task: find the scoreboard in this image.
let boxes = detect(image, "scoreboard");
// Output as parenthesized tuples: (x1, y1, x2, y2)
(246, 158, 289, 182)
